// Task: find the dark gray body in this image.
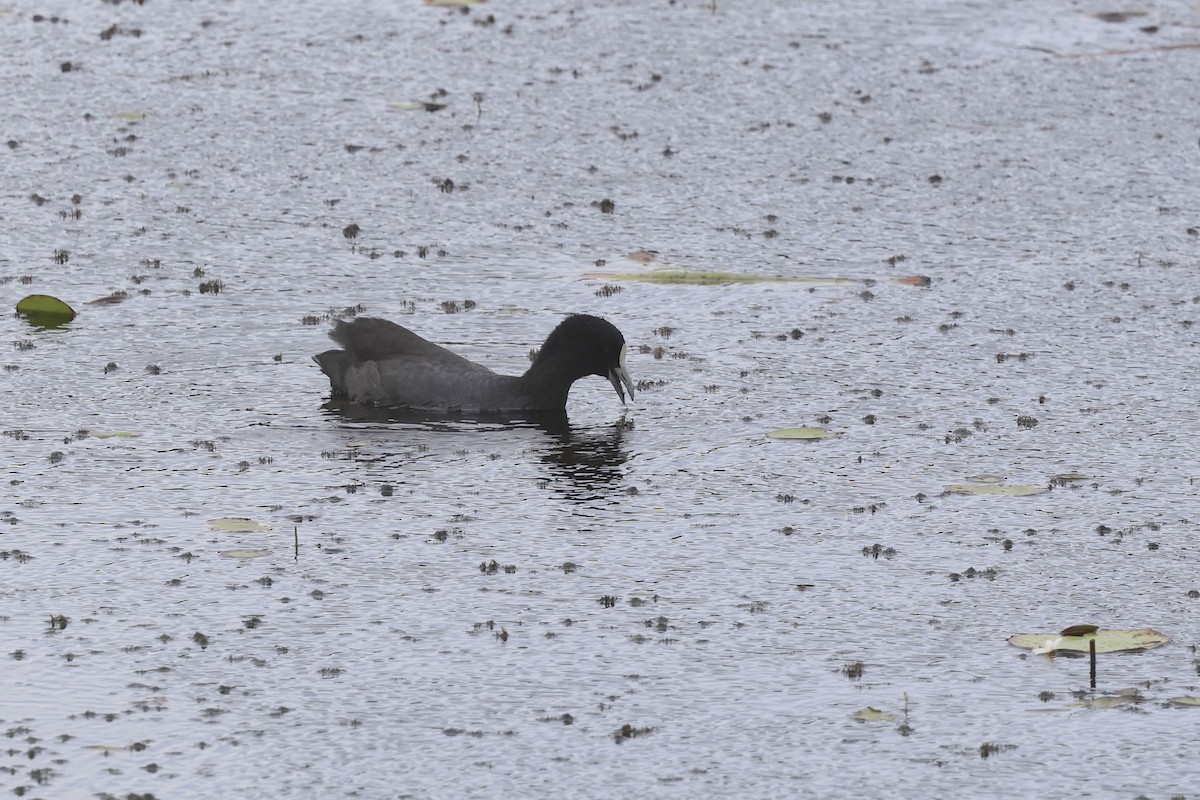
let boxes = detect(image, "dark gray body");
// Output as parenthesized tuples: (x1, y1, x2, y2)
(314, 315, 634, 413)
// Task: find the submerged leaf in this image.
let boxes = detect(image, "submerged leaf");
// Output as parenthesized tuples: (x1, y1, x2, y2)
(767, 427, 835, 440)
(87, 292, 129, 305)
(946, 482, 1047, 497)
(587, 270, 855, 285)
(963, 474, 1004, 484)
(83, 744, 135, 753)
(1059, 624, 1099, 637)
(1091, 10, 1147, 22)
(219, 548, 272, 559)
(389, 100, 446, 111)
(208, 518, 271, 533)
(1007, 628, 1169, 654)
(589, 250, 857, 284)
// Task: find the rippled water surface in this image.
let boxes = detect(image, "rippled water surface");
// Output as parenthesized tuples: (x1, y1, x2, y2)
(3, 1, 1200, 798)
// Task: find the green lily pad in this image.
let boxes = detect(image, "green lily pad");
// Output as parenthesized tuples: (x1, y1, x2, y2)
(849, 707, 896, 722)
(767, 426, 835, 440)
(1007, 627, 1169, 654)
(946, 482, 1048, 496)
(207, 518, 271, 533)
(219, 548, 272, 559)
(16, 294, 76, 326)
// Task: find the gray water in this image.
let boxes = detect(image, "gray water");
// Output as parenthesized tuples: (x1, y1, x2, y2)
(3, 1, 1200, 798)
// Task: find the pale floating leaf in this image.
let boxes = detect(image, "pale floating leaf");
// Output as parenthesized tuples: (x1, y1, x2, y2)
(1052, 472, 1090, 482)
(963, 474, 1004, 484)
(1007, 628, 1169, 654)
(849, 707, 896, 722)
(92, 431, 139, 439)
(113, 111, 147, 120)
(207, 517, 272, 533)
(1069, 691, 1142, 709)
(946, 482, 1047, 496)
(219, 548, 272, 559)
(1070, 696, 1131, 709)
(1168, 696, 1200, 707)
(767, 426, 835, 440)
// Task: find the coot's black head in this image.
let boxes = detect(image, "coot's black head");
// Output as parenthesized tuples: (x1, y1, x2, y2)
(537, 314, 635, 403)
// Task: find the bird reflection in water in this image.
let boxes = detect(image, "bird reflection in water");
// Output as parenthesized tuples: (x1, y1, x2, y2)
(320, 401, 630, 503)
